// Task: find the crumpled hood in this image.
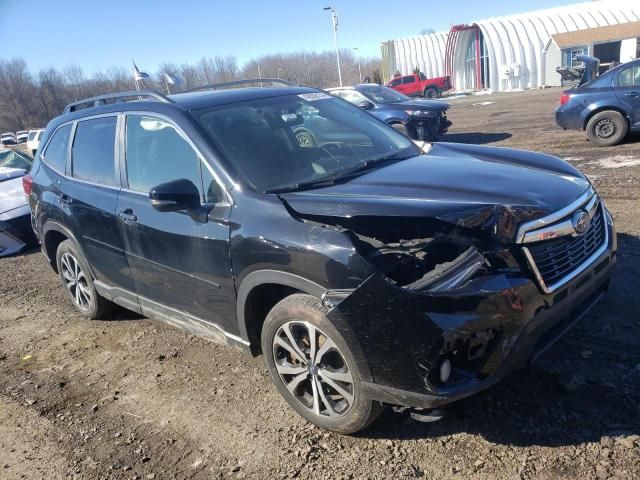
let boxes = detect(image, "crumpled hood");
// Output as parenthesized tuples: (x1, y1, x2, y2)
(280, 142, 591, 243)
(0, 168, 27, 215)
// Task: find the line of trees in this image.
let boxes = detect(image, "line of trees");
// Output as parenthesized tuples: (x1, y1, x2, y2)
(0, 50, 382, 133)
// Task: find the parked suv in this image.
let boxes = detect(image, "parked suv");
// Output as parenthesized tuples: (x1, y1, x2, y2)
(328, 84, 450, 141)
(27, 81, 616, 434)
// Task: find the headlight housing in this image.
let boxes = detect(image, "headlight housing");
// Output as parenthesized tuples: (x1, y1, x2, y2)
(405, 110, 436, 117)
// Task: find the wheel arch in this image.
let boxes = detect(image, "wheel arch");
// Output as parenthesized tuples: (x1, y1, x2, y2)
(236, 270, 327, 355)
(583, 106, 630, 131)
(42, 221, 84, 274)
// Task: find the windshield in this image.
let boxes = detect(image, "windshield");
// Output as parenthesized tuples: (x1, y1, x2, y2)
(192, 92, 418, 192)
(358, 85, 410, 103)
(0, 149, 32, 172)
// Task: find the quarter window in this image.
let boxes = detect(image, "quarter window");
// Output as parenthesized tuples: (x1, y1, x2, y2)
(71, 117, 117, 186)
(42, 124, 72, 173)
(125, 115, 203, 197)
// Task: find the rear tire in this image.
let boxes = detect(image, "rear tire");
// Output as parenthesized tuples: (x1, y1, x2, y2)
(586, 110, 628, 147)
(261, 294, 382, 434)
(423, 87, 439, 98)
(56, 239, 113, 319)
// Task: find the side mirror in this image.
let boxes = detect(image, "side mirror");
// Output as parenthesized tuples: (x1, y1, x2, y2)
(357, 100, 375, 110)
(149, 178, 201, 212)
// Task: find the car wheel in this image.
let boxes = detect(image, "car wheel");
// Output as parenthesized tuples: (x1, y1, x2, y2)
(56, 239, 113, 319)
(261, 294, 382, 434)
(295, 129, 316, 148)
(586, 110, 628, 147)
(423, 87, 439, 98)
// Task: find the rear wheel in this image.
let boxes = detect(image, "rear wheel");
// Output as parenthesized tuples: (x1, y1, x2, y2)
(262, 294, 382, 434)
(586, 110, 628, 147)
(56, 240, 113, 319)
(423, 87, 439, 98)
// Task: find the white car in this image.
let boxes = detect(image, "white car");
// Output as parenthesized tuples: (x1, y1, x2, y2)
(26, 129, 44, 155)
(0, 132, 16, 145)
(16, 130, 29, 143)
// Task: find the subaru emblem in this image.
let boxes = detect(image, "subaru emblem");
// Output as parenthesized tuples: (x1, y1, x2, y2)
(572, 210, 590, 235)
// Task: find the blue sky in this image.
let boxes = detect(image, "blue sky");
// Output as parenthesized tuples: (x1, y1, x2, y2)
(1, 0, 578, 74)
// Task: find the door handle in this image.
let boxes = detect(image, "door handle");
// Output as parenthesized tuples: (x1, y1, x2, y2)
(118, 208, 137, 222)
(60, 194, 73, 205)
(623, 91, 639, 97)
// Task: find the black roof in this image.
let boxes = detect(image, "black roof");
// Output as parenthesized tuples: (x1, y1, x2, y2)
(169, 86, 317, 110)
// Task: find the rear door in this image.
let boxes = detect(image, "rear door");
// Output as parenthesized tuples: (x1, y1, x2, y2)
(116, 113, 236, 331)
(388, 77, 402, 92)
(615, 63, 640, 129)
(62, 114, 137, 294)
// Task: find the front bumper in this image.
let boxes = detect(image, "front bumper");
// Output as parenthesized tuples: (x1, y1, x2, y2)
(407, 112, 451, 141)
(327, 211, 616, 409)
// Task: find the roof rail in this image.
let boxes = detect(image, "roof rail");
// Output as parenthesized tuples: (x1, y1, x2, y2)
(185, 78, 296, 93)
(63, 90, 174, 114)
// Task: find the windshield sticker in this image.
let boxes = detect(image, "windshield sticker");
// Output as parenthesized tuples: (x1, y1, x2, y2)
(298, 92, 332, 101)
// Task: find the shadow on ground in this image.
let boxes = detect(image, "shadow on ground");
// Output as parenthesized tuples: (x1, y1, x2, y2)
(443, 132, 512, 144)
(363, 232, 639, 447)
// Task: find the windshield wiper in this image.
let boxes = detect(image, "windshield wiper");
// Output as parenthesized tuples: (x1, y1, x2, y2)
(266, 149, 419, 194)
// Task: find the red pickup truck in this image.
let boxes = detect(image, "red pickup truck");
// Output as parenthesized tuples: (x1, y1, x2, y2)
(387, 72, 451, 98)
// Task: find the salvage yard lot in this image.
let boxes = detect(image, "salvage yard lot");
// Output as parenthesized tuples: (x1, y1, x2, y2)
(1, 88, 639, 480)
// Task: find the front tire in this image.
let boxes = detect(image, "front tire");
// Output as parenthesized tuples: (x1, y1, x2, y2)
(261, 294, 382, 434)
(586, 110, 628, 147)
(56, 239, 113, 319)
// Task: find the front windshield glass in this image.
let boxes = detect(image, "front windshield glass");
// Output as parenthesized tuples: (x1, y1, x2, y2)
(358, 85, 410, 103)
(192, 92, 418, 192)
(0, 149, 32, 172)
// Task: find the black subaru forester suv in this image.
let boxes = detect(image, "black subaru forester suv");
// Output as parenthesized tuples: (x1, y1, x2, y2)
(26, 80, 616, 434)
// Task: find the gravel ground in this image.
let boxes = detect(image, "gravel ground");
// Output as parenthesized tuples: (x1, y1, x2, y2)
(1, 87, 639, 479)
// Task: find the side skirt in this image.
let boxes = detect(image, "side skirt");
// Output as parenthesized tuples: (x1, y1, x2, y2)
(94, 280, 249, 350)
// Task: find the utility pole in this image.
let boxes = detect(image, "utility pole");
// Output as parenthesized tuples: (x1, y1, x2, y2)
(353, 47, 362, 83)
(323, 6, 342, 86)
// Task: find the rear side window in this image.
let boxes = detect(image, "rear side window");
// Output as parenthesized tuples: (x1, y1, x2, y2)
(389, 78, 401, 87)
(71, 117, 117, 186)
(42, 124, 72, 173)
(125, 115, 203, 197)
(618, 65, 640, 87)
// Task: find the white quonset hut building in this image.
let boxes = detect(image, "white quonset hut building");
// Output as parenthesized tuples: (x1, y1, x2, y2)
(381, 0, 640, 92)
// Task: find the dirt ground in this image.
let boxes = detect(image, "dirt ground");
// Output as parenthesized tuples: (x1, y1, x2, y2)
(1, 88, 639, 480)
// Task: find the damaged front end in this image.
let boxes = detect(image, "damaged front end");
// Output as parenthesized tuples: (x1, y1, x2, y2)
(284, 201, 613, 410)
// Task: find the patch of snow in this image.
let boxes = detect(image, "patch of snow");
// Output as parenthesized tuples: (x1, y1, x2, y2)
(588, 155, 640, 169)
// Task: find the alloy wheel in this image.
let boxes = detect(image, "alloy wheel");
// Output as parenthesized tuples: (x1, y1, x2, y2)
(60, 252, 91, 310)
(272, 320, 354, 418)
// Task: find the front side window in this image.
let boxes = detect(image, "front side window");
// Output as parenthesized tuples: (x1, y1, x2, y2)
(402, 76, 416, 84)
(192, 93, 417, 193)
(125, 115, 203, 197)
(43, 124, 72, 173)
(72, 116, 117, 186)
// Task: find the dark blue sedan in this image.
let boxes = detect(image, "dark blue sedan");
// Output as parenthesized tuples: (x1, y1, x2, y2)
(327, 84, 451, 141)
(556, 57, 640, 146)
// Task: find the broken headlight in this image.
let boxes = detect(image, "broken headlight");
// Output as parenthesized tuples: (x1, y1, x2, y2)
(404, 247, 487, 292)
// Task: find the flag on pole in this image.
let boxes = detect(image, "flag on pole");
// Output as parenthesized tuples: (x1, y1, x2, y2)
(132, 59, 149, 90)
(164, 73, 183, 86)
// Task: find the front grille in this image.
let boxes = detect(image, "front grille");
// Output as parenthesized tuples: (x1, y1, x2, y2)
(527, 205, 605, 287)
